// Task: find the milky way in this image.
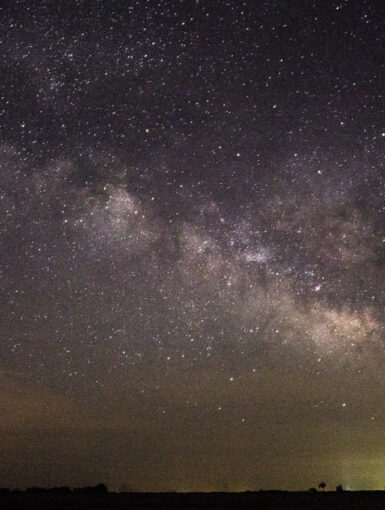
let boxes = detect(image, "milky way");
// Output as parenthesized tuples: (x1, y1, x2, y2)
(0, 0, 384, 492)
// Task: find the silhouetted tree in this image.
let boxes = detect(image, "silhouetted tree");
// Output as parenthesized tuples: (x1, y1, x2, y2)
(26, 487, 47, 493)
(318, 481, 326, 491)
(48, 487, 71, 494)
(73, 483, 107, 494)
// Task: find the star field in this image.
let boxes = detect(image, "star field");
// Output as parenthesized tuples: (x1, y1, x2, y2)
(0, 0, 384, 492)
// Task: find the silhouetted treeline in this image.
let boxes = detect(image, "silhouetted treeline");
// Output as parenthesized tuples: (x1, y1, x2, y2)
(26, 486, 71, 494)
(2, 489, 385, 510)
(73, 483, 108, 494)
(7, 483, 108, 494)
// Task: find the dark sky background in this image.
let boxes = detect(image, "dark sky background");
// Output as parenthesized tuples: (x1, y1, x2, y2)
(0, 0, 384, 492)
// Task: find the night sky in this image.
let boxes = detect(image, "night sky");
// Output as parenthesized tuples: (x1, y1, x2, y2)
(1, 0, 384, 492)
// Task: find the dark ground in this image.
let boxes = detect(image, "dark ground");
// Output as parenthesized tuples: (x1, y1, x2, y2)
(1, 491, 385, 510)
